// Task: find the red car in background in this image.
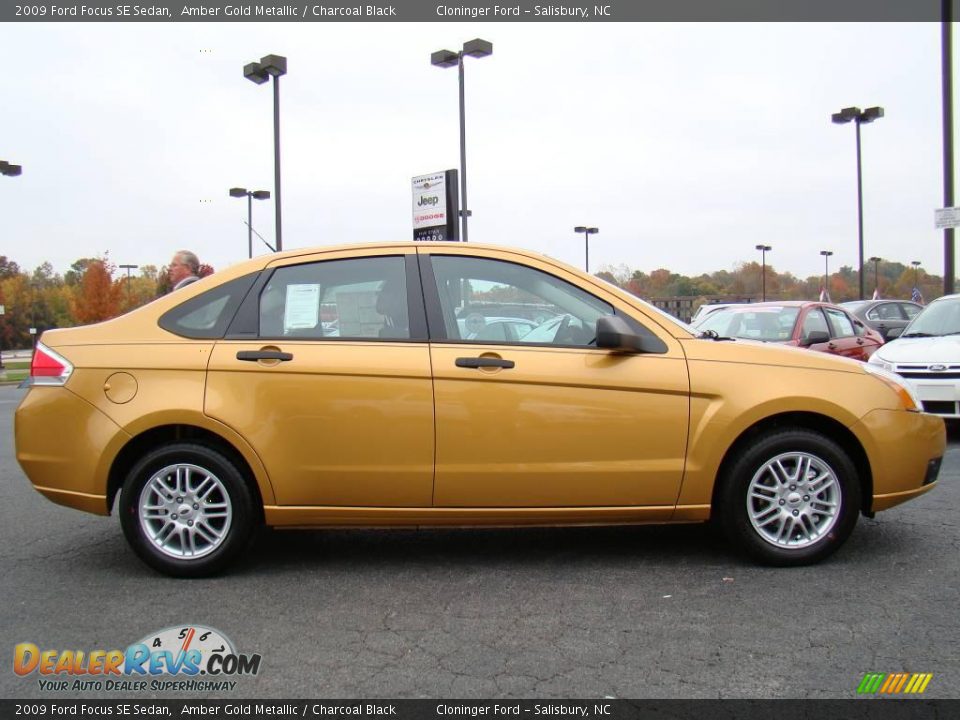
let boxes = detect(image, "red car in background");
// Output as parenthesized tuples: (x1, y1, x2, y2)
(696, 301, 884, 361)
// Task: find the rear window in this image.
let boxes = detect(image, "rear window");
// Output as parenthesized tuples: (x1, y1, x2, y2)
(158, 274, 258, 339)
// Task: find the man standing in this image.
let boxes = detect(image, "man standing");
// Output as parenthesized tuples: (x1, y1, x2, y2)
(168, 250, 201, 292)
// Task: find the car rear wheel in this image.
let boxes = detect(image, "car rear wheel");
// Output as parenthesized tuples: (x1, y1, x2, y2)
(718, 429, 860, 566)
(119, 443, 256, 577)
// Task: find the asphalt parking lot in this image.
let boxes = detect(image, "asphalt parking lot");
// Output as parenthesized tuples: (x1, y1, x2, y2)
(1, 383, 958, 700)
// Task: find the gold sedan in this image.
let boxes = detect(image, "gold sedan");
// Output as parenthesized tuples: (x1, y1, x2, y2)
(15, 243, 944, 576)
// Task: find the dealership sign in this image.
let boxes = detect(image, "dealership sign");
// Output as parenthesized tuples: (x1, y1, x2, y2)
(412, 169, 459, 241)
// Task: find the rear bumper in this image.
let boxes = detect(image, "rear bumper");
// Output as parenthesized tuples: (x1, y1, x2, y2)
(15, 387, 129, 516)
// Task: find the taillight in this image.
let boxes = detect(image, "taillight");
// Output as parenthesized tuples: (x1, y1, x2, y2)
(28, 342, 74, 386)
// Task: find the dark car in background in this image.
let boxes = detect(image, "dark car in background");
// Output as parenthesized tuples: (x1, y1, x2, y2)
(697, 301, 884, 361)
(841, 299, 923, 341)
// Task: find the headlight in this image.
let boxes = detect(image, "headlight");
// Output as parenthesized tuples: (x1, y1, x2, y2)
(867, 353, 893, 372)
(863, 362, 922, 412)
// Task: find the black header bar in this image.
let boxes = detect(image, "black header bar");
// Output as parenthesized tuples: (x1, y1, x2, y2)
(2, 0, 959, 22)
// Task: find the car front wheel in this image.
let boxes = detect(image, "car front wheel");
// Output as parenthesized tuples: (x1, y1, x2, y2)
(718, 429, 861, 566)
(119, 443, 256, 577)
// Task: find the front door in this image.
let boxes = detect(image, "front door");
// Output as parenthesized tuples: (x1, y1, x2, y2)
(421, 250, 690, 509)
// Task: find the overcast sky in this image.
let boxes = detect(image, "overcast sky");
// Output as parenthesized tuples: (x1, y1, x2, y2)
(2, 21, 954, 282)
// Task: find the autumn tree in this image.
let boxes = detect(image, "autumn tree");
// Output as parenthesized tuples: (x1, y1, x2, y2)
(71, 260, 122, 324)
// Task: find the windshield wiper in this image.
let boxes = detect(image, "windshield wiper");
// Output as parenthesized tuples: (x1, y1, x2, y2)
(901, 332, 936, 338)
(698, 329, 735, 341)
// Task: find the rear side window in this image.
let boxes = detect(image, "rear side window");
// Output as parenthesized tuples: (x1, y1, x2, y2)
(159, 274, 258, 339)
(260, 256, 411, 340)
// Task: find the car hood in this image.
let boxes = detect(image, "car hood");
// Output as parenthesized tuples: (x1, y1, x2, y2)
(680, 336, 865, 374)
(874, 335, 960, 363)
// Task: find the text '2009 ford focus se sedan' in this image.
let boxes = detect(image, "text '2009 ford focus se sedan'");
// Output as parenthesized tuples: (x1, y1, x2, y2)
(15, 243, 945, 576)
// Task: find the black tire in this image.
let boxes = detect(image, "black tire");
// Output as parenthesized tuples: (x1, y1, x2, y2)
(718, 428, 860, 566)
(119, 442, 257, 577)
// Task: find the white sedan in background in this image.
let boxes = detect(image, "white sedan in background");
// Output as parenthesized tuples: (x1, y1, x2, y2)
(869, 293, 960, 418)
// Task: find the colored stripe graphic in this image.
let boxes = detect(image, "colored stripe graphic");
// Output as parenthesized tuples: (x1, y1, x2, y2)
(857, 673, 885, 694)
(858, 673, 932, 695)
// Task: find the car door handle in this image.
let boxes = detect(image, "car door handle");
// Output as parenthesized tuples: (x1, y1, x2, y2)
(856, 338, 864, 345)
(827, 342, 837, 350)
(236, 350, 293, 362)
(455, 357, 515, 369)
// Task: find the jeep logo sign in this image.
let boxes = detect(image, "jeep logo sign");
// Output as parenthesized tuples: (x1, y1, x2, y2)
(412, 169, 459, 242)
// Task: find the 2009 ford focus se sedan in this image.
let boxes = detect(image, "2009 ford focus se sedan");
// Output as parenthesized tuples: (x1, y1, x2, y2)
(15, 242, 945, 576)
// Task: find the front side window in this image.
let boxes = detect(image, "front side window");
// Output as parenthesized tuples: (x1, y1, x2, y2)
(429, 256, 614, 347)
(866, 303, 903, 321)
(902, 303, 922, 319)
(800, 308, 829, 342)
(260, 256, 410, 340)
(824, 307, 855, 338)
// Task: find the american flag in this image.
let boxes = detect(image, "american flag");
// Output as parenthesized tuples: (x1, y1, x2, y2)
(911, 287, 924, 305)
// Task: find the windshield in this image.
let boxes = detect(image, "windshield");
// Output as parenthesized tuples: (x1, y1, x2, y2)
(698, 306, 800, 342)
(901, 297, 960, 336)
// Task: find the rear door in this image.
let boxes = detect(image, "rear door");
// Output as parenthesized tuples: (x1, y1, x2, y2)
(205, 249, 435, 507)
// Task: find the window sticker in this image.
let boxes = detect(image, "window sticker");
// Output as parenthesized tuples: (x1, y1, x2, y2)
(284, 284, 321, 331)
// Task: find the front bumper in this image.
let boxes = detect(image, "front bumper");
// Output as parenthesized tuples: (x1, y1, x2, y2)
(851, 409, 946, 512)
(892, 366, 960, 418)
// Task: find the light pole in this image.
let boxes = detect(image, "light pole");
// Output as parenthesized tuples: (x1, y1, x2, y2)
(1, 160, 22, 367)
(832, 105, 884, 300)
(574, 226, 599, 273)
(820, 250, 833, 297)
(869, 256, 882, 298)
(244, 54, 287, 252)
(230, 188, 271, 258)
(912, 260, 922, 291)
(119, 264, 138, 306)
(756, 244, 772, 301)
(431, 38, 493, 243)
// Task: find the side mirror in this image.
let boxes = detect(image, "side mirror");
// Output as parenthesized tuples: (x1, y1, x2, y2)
(800, 330, 830, 347)
(886, 327, 903, 339)
(596, 316, 665, 354)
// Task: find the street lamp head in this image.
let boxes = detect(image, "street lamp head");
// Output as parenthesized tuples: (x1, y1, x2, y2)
(252, 190, 271, 200)
(0, 161, 22, 177)
(820, 250, 833, 257)
(755, 244, 772, 252)
(912, 260, 922, 267)
(229, 187, 248, 197)
(431, 49, 459, 68)
(869, 256, 883, 263)
(574, 226, 587, 233)
(831, 106, 861, 124)
(243, 62, 270, 84)
(462, 38, 493, 58)
(259, 54, 287, 77)
(860, 106, 884, 123)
